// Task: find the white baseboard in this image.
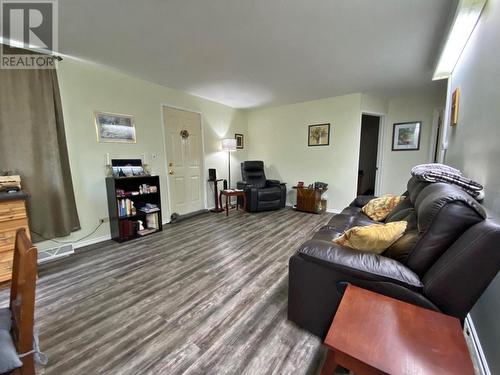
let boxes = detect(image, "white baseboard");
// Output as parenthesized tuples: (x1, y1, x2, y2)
(286, 204, 341, 214)
(465, 314, 491, 375)
(73, 234, 112, 250)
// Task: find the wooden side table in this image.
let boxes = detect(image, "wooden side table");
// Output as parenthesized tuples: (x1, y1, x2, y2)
(321, 285, 474, 375)
(293, 186, 327, 214)
(219, 190, 247, 217)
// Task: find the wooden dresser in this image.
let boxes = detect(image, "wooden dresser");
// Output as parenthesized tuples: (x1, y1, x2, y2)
(0, 192, 30, 283)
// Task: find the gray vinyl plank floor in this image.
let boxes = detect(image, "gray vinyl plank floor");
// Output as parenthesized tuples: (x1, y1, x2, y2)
(1, 208, 339, 375)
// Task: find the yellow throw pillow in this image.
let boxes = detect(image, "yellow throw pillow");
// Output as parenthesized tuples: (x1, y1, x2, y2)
(332, 221, 408, 254)
(362, 194, 405, 221)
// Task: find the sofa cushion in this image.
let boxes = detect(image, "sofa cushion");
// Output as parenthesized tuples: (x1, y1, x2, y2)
(298, 240, 423, 290)
(385, 198, 413, 222)
(0, 329, 22, 373)
(0, 308, 10, 331)
(326, 213, 356, 232)
(0, 307, 16, 372)
(312, 226, 343, 242)
(333, 221, 408, 254)
(407, 176, 431, 204)
(362, 195, 405, 221)
(327, 209, 376, 232)
(383, 209, 419, 263)
(406, 183, 486, 276)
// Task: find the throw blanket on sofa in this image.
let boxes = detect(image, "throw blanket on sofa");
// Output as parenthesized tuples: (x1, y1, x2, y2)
(411, 163, 484, 200)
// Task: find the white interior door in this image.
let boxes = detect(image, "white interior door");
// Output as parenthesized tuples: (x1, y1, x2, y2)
(163, 107, 204, 215)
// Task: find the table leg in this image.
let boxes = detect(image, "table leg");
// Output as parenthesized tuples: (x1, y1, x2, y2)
(226, 195, 229, 216)
(320, 350, 338, 375)
(219, 192, 223, 214)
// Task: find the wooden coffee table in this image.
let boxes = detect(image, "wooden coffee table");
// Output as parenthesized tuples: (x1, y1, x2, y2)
(219, 190, 247, 216)
(321, 285, 475, 375)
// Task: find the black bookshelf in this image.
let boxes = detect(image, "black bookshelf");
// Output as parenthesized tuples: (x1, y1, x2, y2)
(105, 175, 162, 242)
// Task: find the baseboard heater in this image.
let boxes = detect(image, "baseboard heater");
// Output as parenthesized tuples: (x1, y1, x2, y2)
(37, 244, 75, 264)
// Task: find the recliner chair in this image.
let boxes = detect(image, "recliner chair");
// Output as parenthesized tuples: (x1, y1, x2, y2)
(237, 161, 286, 212)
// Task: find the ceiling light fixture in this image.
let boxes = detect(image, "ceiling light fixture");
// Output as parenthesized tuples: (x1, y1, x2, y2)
(433, 0, 487, 80)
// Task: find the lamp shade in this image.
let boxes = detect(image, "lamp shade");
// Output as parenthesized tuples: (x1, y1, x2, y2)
(221, 138, 237, 151)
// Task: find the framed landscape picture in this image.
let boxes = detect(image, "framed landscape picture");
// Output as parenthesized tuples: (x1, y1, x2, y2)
(308, 123, 330, 146)
(392, 122, 421, 151)
(94, 111, 136, 143)
(235, 133, 244, 149)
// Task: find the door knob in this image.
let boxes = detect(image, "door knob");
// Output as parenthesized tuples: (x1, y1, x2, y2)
(168, 170, 174, 175)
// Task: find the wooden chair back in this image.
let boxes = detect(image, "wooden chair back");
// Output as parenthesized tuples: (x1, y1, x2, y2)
(9, 228, 37, 375)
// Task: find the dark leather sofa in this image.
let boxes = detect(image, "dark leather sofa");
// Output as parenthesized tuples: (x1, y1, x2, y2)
(237, 161, 286, 212)
(288, 176, 500, 338)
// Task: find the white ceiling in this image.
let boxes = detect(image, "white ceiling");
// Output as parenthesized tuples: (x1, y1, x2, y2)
(59, 0, 456, 109)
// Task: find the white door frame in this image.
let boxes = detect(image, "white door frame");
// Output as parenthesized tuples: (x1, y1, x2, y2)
(160, 104, 208, 223)
(360, 111, 386, 196)
(428, 107, 445, 163)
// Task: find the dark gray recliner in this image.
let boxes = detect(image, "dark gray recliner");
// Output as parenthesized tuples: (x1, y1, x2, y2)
(237, 161, 286, 212)
(288, 176, 500, 338)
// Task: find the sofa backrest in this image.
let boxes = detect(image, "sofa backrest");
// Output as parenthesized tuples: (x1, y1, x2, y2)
(422, 219, 500, 321)
(385, 177, 487, 277)
(241, 161, 267, 188)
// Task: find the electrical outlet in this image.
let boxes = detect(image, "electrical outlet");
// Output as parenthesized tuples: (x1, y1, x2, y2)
(99, 217, 109, 224)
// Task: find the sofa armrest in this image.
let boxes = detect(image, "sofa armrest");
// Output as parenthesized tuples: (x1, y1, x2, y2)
(350, 195, 376, 207)
(266, 179, 283, 187)
(237, 181, 251, 189)
(298, 240, 422, 290)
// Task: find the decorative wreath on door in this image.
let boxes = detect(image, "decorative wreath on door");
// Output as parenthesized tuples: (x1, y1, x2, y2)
(180, 130, 190, 139)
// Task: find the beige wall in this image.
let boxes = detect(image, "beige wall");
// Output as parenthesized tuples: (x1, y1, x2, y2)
(361, 93, 389, 115)
(379, 92, 446, 194)
(443, 0, 500, 371)
(37, 58, 247, 250)
(246, 91, 445, 211)
(247, 94, 363, 211)
(45, 58, 444, 252)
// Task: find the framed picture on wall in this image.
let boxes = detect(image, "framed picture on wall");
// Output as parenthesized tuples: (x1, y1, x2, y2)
(235, 133, 244, 149)
(392, 122, 421, 151)
(94, 111, 136, 143)
(450, 87, 460, 126)
(308, 123, 330, 146)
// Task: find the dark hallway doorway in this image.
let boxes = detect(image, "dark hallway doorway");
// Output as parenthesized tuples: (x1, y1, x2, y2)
(357, 114, 380, 196)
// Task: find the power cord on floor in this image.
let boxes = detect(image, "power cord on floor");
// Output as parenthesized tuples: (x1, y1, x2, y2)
(31, 222, 104, 245)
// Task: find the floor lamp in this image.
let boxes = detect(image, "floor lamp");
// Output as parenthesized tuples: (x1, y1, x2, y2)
(221, 138, 237, 189)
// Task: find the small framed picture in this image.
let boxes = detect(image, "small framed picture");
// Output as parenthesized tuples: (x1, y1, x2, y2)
(94, 111, 136, 143)
(450, 87, 460, 126)
(392, 122, 421, 151)
(308, 123, 330, 146)
(235, 133, 244, 149)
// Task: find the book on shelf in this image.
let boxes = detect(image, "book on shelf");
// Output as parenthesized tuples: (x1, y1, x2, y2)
(118, 198, 136, 217)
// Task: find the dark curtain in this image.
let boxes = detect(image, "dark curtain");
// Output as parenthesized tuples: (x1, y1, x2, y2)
(0, 46, 80, 240)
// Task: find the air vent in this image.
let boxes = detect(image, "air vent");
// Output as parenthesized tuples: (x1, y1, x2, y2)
(37, 244, 74, 264)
